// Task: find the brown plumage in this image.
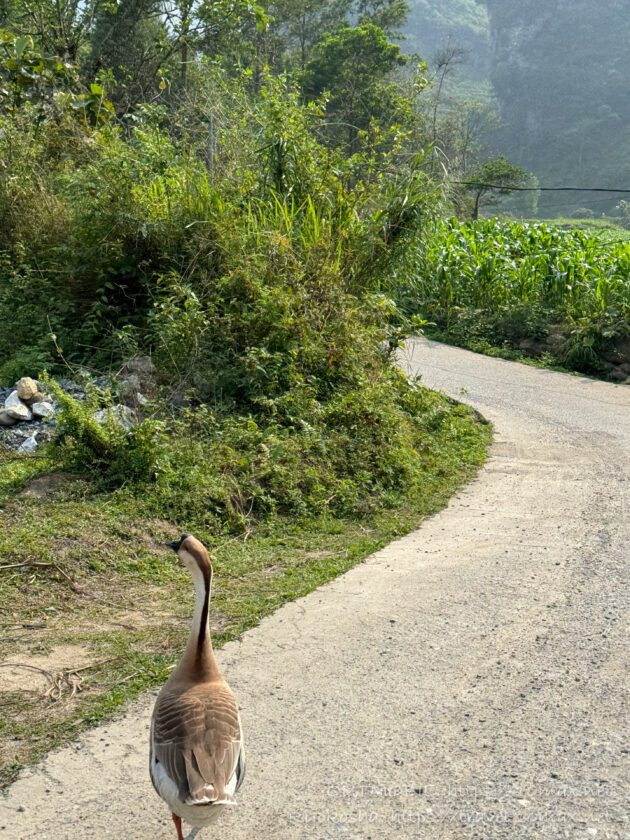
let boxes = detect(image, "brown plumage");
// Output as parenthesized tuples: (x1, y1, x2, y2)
(150, 535, 245, 837)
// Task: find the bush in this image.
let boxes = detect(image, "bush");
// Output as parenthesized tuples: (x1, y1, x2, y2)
(46, 366, 482, 536)
(50, 381, 166, 487)
(0, 72, 433, 386)
(573, 207, 595, 219)
(1, 70, 474, 529)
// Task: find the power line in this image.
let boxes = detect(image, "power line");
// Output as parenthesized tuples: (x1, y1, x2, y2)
(456, 182, 630, 193)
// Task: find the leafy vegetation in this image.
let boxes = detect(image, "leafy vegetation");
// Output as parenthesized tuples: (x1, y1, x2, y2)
(406, 218, 630, 375)
(462, 155, 527, 220)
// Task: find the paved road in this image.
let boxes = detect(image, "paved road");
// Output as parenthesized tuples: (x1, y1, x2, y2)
(2, 339, 629, 840)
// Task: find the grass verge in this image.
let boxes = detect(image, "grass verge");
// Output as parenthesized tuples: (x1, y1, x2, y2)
(0, 395, 491, 788)
(423, 326, 585, 377)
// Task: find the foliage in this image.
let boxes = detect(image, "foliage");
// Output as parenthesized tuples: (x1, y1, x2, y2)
(406, 218, 630, 373)
(86, 0, 266, 109)
(302, 23, 409, 151)
(403, 0, 630, 218)
(355, 0, 408, 35)
(39, 364, 488, 533)
(0, 30, 76, 111)
(267, 0, 353, 70)
(46, 379, 166, 486)
(0, 61, 465, 534)
(0, 0, 106, 61)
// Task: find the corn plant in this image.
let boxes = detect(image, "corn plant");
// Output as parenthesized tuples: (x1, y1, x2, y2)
(409, 218, 630, 372)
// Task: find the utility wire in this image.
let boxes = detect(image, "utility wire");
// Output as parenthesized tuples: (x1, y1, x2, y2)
(537, 195, 627, 211)
(456, 182, 630, 193)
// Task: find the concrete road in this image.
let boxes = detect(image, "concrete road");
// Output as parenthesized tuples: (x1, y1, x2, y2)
(2, 339, 629, 840)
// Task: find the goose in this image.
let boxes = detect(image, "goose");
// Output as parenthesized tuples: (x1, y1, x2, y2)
(150, 534, 245, 840)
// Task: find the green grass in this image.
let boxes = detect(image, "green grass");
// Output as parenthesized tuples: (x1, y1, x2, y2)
(533, 217, 630, 244)
(0, 396, 491, 788)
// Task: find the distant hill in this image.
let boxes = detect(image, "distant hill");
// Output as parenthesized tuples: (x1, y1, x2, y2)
(485, 0, 630, 214)
(403, 0, 490, 73)
(403, 0, 630, 216)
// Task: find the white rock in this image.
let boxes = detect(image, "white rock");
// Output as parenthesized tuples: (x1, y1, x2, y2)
(5, 390, 23, 408)
(0, 409, 17, 426)
(18, 435, 39, 453)
(92, 404, 135, 431)
(4, 391, 32, 421)
(31, 401, 55, 419)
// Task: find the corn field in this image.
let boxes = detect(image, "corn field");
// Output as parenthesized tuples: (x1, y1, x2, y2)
(409, 219, 630, 372)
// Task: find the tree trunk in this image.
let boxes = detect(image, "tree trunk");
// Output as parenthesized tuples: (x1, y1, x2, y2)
(473, 191, 482, 221)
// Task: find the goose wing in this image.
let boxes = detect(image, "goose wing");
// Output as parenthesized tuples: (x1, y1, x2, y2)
(152, 681, 245, 805)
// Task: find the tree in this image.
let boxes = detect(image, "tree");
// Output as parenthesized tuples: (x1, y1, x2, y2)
(354, 0, 408, 36)
(430, 43, 467, 146)
(1, 0, 106, 61)
(465, 156, 528, 220)
(86, 0, 167, 107)
(269, 0, 352, 69)
(87, 0, 266, 109)
(403, 0, 490, 78)
(302, 23, 408, 150)
(0, 30, 76, 111)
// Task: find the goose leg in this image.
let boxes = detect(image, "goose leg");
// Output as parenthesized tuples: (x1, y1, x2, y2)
(172, 813, 185, 840)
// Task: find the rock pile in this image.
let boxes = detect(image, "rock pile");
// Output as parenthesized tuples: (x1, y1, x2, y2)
(0, 357, 158, 453)
(0, 377, 58, 453)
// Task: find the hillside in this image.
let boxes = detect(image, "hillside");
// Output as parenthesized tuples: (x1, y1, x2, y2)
(485, 0, 630, 214)
(404, 0, 630, 216)
(404, 0, 490, 73)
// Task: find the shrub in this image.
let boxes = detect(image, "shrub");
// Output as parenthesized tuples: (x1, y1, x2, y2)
(49, 381, 166, 487)
(1, 70, 473, 529)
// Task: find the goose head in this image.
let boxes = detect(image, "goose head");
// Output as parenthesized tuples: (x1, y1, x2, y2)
(166, 533, 213, 582)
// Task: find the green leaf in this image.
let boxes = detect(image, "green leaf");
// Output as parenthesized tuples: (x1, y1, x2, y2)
(14, 36, 32, 59)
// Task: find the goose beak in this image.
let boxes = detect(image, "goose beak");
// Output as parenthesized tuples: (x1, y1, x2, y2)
(165, 534, 191, 553)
